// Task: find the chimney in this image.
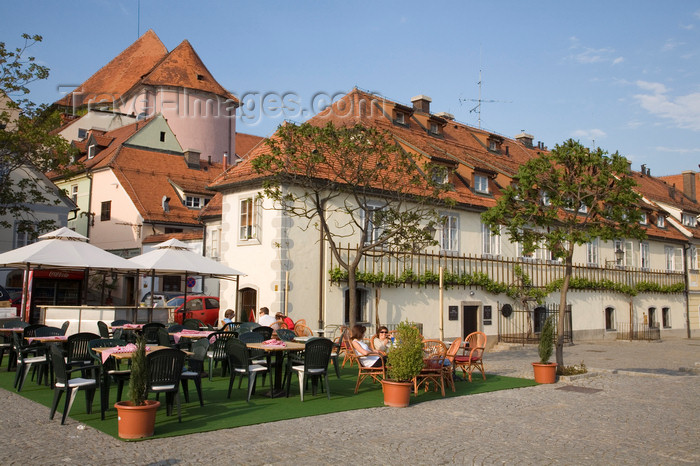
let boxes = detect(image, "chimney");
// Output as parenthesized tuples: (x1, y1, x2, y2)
(515, 131, 534, 149)
(641, 164, 646, 176)
(682, 170, 697, 201)
(411, 95, 432, 113)
(435, 111, 454, 120)
(184, 149, 201, 169)
(223, 152, 228, 171)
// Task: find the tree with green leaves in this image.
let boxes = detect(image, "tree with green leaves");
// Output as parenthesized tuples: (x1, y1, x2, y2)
(1, 33, 76, 236)
(482, 139, 646, 367)
(252, 121, 454, 327)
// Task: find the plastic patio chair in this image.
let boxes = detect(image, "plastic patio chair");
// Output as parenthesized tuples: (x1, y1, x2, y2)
(206, 331, 238, 380)
(49, 344, 101, 425)
(181, 338, 210, 406)
(225, 338, 267, 403)
(87, 338, 130, 419)
(146, 348, 186, 422)
(285, 337, 333, 401)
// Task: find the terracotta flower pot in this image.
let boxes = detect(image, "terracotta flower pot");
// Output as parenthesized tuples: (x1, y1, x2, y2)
(381, 380, 413, 407)
(115, 400, 160, 439)
(532, 362, 558, 384)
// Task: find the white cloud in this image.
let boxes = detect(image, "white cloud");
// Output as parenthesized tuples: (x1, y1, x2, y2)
(654, 146, 700, 154)
(662, 39, 684, 51)
(612, 57, 624, 65)
(633, 81, 700, 131)
(694, 9, 700, 19)
(571, 129, 607, 141)
(567, 39, 621, 66)
(680, 23, 694, 30)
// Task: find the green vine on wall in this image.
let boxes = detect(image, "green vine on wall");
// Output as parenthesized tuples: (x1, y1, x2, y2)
(329, 267, 684, 297)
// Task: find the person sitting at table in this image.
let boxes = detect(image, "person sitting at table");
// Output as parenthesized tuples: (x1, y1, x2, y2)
(372, 326, 391, 352)
(351, 324, 385, 367)
(275, 312, 295, 331)
(223, 309, 235, 325)
(258, 307, 277, 327)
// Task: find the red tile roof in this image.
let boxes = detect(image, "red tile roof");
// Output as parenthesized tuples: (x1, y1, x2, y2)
(235, 132, 265, 157)
(143, 231, 203, 244)
(55, 30, 167, 108)
(54, 30, 238, 109)
(199, 192, 222, 219)
(210, 88, 545, 211)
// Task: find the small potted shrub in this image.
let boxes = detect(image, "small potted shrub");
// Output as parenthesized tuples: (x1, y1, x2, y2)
(381, 320, 424, 407)
(114, 334, 160, 439)
(531, 316, 557, 383)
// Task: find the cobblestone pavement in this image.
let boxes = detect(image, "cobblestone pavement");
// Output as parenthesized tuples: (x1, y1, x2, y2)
(0, 339, 698, 465)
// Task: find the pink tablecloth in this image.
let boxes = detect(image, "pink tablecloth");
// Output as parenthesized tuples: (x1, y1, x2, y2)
(172, 330, 212, 344)
(262, 339, 286, 347)
(100, 343, 152, 363)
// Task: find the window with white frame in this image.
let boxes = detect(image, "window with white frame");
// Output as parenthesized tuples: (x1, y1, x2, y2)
(578, 202, 588, 214)
(586, 239, 599, 265)
(209, 227, 221, 259)
(639, 213, 647, 225)
(14, 222, 37, 248)
(474, 174, 489, 194)
(640, 242, 650, 269)
(614, 239, 635, 267)
(362, 203, 384, 245)
(395, 112, 405, 125)
(71, 185, 78, 203)
(682, 213, 697, 227)
(541, 192, 551, 206)
(665, 245, 682, 271)
(185, 196, 201, 209)
(481, 223, 500, 256)
(440, 214, 459, 252)
(239, 196, 261, 241)
(656, 215, 665, 228)
(690, 245, 698, 270)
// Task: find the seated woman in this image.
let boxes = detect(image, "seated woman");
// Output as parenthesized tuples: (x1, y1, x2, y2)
(351, 324, 384, 367)
(372, 326, 391, 352)
(275, 312, 295, 331)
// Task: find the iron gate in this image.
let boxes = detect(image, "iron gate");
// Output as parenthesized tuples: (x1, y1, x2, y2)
(498, 303, 572, 344)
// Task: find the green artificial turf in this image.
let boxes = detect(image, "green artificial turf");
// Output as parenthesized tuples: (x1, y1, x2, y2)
(0, 366, 536, 441)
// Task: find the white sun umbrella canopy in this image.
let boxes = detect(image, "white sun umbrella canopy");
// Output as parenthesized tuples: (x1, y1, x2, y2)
(0, 227, 137, 270)
(127, 239, 245, 277)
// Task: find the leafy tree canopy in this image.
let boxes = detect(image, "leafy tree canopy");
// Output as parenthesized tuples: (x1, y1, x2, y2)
(0, 34, 76, 235)
(252, 121, 454, 326)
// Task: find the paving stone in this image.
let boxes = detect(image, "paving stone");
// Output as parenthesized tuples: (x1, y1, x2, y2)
(0, 338, 697, 464)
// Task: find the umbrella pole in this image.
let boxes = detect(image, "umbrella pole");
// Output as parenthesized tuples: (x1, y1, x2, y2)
(20, 265, 30, 322)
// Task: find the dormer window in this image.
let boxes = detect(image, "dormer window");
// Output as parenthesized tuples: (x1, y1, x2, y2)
(160, 131, 166, 142)
(430, 165, 450, 185)
(639, 213, 647, 225)
(78, 128, 87, 139)
(487, 136, 503, 153)
(474, 174, 489, 194)
(395, 112, 406, 125)
(682, 213, 698, 227)
(88, 144, 96, 159)
(656, 215, 665, 228)
(541, 192, 551, 206)
(429, 122, 440, 135)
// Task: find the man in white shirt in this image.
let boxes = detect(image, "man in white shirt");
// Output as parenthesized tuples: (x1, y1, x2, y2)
(258, 307, 277, 327)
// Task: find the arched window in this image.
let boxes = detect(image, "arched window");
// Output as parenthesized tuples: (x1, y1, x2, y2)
(605, 307, 615, 331)
(648, 307, 657, 328)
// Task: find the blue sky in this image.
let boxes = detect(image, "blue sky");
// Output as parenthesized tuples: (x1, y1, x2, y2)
(4, 1, 699, 176)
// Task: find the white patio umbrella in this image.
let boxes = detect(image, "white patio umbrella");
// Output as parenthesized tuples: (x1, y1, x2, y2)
(127, 238, 245, 310)
(0, 227, 138, 270)
(0, 227, 140, 321)
(127, 238, 245, 277)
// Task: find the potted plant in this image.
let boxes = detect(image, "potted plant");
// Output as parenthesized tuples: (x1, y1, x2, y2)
(381, 320, 424, 407)
(114, 334, 160, 439)
(532, 316, 558, 383)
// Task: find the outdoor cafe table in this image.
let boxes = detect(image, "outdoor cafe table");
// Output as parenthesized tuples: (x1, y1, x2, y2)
(246, 341, 306, 398)
(93, 344, 172, 362)
(25, 335, 68, 344)
(170, 330, 212, 345)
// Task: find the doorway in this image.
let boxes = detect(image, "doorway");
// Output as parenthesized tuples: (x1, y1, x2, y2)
(239, 287, 257, 322)
(462, 304, 479, 337)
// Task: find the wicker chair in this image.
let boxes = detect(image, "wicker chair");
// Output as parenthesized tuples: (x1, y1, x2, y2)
(347, 333, 385, 394)
(414, 340, 447, 396)
(294, 324, 313, 337)
(443, 339, 462, 392)
(454, 331, 487, 382)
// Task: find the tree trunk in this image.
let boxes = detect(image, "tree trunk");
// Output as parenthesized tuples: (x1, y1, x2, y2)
(556, 254, 573, 367)
(347, 264, 358, 329)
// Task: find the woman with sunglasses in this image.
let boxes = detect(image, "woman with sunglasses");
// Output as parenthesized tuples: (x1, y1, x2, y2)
(372, 325, 391, 352)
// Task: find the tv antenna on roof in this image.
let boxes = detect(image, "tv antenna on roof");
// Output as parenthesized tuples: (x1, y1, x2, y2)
(459, 65, 511, 129)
